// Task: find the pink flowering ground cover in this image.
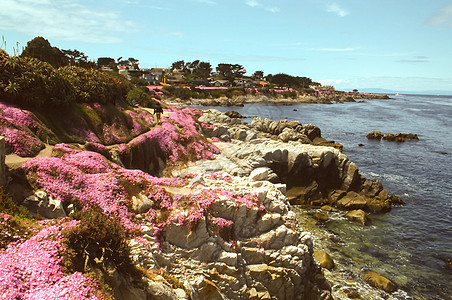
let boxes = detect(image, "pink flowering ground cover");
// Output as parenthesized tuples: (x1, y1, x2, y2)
(76, 103, 155, 145)
(0, 102, 47, 157)
(0, 101, 156, 156)
(125, 106, 219, 164)
(22, 142, 263, 243)
(0, 218, 103, 300)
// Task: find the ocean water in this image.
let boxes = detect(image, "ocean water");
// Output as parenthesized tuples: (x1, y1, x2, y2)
(202, 94, 452, 299)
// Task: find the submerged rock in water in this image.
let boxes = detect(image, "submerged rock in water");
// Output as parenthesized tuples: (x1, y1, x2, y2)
(363, 271, 397, 293)
(314, 251, 335, 270)
(345, 209, 369, 226)
(313, 212, 329, 222)
(366, 130, 382, 140)
(367, 130, 419, 142)
(382, 132, 419, 142)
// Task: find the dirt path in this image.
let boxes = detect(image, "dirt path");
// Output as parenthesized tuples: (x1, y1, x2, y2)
(6, 144, 54, 170)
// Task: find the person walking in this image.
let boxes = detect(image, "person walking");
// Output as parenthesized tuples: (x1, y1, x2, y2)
(154, 102, 163, 125)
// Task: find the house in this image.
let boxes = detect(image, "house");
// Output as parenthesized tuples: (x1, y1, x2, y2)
(100, 66, 114, 72)
(167, 73, 185, 85)
(212, 80, 231, 87)
(141, 73, 161, 85)
(234, 79, 248, 86)
(256, 80, 269, 87)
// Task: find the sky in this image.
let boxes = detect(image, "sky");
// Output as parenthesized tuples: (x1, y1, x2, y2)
(1, 0, 452, 93)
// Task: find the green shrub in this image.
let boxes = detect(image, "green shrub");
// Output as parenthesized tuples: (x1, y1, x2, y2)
(57, 66, 131, 104)
(126, 87, 151, 106)
(0, 51, 74, 107)
(0, 187, 36, 248)
(173, 87, 191, 100)
(226, 87, 246, 98)
(63, 207, 137, 275)
(130, 77, 149, 86)
(0, 187, 30, 218)
(0, 51, 132, 108)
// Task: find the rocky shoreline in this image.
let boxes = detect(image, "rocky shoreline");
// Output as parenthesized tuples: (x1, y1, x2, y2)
(1, 103, 401, 299)
(165, 93, 390, 107)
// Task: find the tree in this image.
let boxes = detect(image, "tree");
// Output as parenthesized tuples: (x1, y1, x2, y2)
(252, 71, 264, 80)
(117, 59, 130, 66)
(62, 49, 87, 66)
(269, 73, 313, 88)
(97, 57, 116, 69)
(128, 57, 139, 70)
(194, 61, 212, 79)
(296, 76, 313, 89)
(171, 60, 185, 71)
(185, 60, 200, 74)
(216, 63, 246, 82)
(20, 36, 66, 67)
(269, 73, 297, 87)
(98, 57, 115, 67)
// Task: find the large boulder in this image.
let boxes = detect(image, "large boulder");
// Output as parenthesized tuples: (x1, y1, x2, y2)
(364, 271, 397, 293)
(314, 251, 335, 270)
(345, 209, 369, 226)
(336, 191, 391, 213)
(22, 190, 66, 219)
(164, 219, 210, 249)
(224, 110, 244, 119)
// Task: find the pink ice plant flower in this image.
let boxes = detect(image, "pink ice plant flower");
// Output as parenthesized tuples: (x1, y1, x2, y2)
(123, 105, 219, 164)
(0, 219, 102, 300)
(211, 217, 234, 229)
(0, 102, 45, 157)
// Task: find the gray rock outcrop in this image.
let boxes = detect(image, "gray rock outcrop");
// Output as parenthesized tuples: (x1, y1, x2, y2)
(22, 190, 66, 219)
(129, 176, 332, 299)
(191, 110, 398, 213)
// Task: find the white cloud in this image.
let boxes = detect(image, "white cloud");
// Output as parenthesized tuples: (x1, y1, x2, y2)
(326, 3, 349, 17)
(396, 56, 429, 63)
(313, 47, 357, 52)
(428, 4, 452, 28)
(246, 0, 259, 7)
(0, 0, 137, 43)
(265, 7, 280, 13)
(318, 79, 348, 86)
(194, 0, 217, 5)
(245, 0, 279, 13)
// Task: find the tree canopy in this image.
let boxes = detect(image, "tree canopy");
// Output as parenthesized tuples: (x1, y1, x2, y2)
(252, 71, 264, 80)
(20, 36, 66, 68)
(267, 73, 313, 89)
(216, 63, 246, 82)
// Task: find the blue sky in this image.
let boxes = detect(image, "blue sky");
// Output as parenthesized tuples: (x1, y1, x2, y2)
(1, 0, 452, 92)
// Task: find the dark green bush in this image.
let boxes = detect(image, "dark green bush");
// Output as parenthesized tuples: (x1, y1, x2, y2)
(0, 186, 30, 218)
(0, 50, 132, 108)
(126, 87, 152, 106)
(0, 51, 74, 107)
(130, 77, 149, 86)
(0, 187, 34, 248)
(63, 207, 137, 274)
(58, 66, 131, 104)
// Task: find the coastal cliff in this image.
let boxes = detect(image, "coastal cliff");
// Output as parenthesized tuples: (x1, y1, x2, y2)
(0, 101, 398, 299)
